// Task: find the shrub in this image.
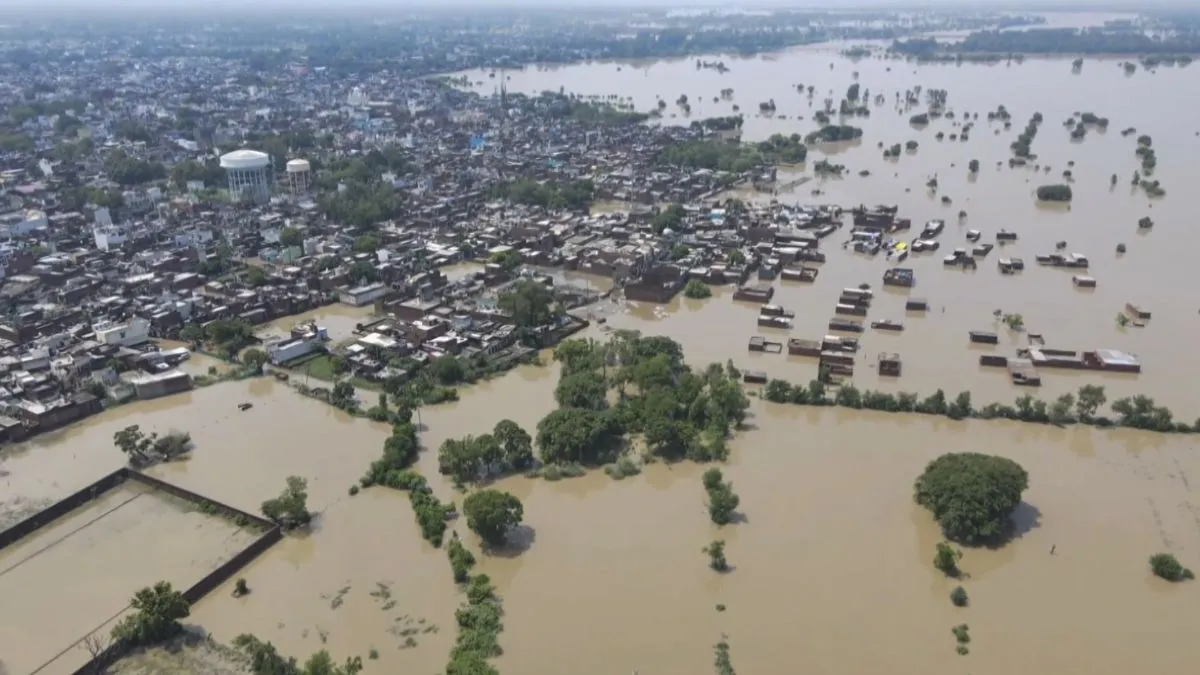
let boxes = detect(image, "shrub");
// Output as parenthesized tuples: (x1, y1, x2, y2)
(934, 542, 961, 576)
(704, 540, 729, 571)
(1035, 184, 1072, 202)
(950, 586, 968, 607)
(1150, 553, 1195, 582)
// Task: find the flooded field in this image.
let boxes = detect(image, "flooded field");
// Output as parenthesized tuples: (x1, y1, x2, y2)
(0, 482, 258, 675)
(458, 44, 1200, 417)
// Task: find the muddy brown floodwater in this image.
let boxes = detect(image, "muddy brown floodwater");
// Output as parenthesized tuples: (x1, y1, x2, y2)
(6, 27, 1200, 675)
(3, 338, 1200, 674)
(459, 41, 1200, 417)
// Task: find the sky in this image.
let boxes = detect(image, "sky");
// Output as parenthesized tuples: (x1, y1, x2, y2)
(0, 0, 1183, 18)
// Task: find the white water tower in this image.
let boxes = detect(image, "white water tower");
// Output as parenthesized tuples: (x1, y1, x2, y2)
(219, 149, 271, 203)
(286, 158, 311, 197)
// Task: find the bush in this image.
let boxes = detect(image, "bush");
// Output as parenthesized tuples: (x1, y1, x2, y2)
(952, 623, 970, 644)
(1036, 184, 1073, 202)
(448, 537, 477, 583)
(934, 542, 961, 576)
(684, 279, 713, 299)
(914, 453, 1029, 545)
(112, 582, 189, 645)
(704, 539, 729, 571)
(950, 586, 968, 607)
(1150, 553, 1195, 582)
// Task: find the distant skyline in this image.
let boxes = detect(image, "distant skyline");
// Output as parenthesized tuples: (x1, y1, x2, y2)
(0, 0, 1184, 16)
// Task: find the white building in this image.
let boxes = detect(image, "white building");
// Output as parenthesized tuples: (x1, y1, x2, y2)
(93, 224, 129, 252)
(93, 317, 151, 347)
(339, 282, 388, 307)
(0, 209, 48, 239)
(266, 336, 322, 366)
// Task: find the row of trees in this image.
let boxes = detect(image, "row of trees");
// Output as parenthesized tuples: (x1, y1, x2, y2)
(762, 380, 1188, 432)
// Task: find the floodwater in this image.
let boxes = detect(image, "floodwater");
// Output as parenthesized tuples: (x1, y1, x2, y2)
(458, 42, 1200, 418)
(0, 483, 257, 675)
(256, 304, 375, 344)
(5, 25, 1200, 675)
(2, 343, 1199, 674)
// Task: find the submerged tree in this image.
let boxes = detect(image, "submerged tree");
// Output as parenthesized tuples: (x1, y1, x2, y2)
(914, 453, 1029, 545)
(111, 582, 189, 646)
(260, 476, 313, 530)
(462, 489, 524, 548)
(704, 539, 729, 571)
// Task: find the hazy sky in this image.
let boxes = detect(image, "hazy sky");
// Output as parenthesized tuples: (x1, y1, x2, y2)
(0, 0, 1178, 19)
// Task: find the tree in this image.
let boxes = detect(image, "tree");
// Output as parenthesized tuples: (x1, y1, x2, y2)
(950, 586, 969, 607)
(728, 249, 746, 266)
(113, 425, 155, 465)
(933, 541, 962, 576)
(1035, 184, 1073, 202)
(261, 476, 313, 529)
(330, 381, 357, 411)
(180, 323, 203, 348)
(1150, 553, 1194, 582)
(488, 249, 524, 271)
(968, 159, 980, 173)
(280, 227, 303, 249)
(242, 348, 269, 375)
(703, 468, 741, 526)
(553, 339, 604, 377)
(704, 540, 729, 571)
(536, 407, 623, 465)
(554, 370, 608, 410)
(233, 634, 364, 675)
(1076, 384, 1106, 421)
(245, 267, 268, 287)
(493, 419, 534, 470)
(111, 581, 189, 646)
(684, 279, 713, 299)
(462, 489, 524, 548)
(498, 279, 555, 330)
(438, 435, 502, 486)
(347, 260, 379, 285)
(1049, 392, 1075, 425)
(353, 234, 381, 253)
(914, 453, 1029, 545)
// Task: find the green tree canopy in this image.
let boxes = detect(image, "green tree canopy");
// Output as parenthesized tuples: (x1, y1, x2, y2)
(498, 279, 555, 329)
(261, 476, 313, 529)
(914, 453, 1029, 545)
(536, 407, 623, 465)
(554, 370, 609, 410)
(462, 489, 524, 548)
(112, 581, 189, 645)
